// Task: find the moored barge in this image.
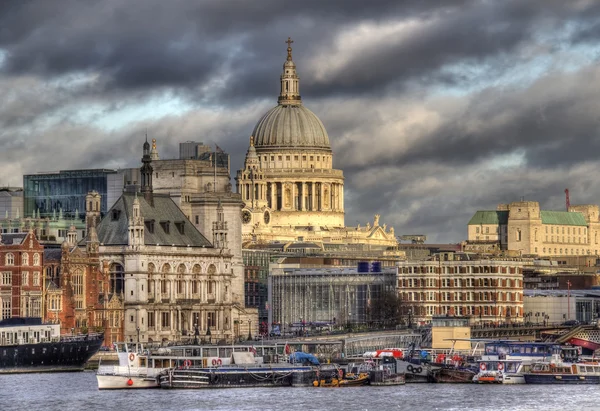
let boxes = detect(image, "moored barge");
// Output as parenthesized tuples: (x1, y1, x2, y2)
(0, 317, 103, 373)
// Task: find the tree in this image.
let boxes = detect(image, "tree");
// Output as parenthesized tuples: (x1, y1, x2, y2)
(368, 290, 403, 328)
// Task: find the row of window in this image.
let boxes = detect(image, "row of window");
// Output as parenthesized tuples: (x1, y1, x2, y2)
(537, 247, 596, 255)
(402, 291, 522, 302)
(399, 266, 521, 274)
(21, 272, 41, 286)
(544, 235, 589, 244)
(547, 226, 586, 235)
(3, 253, 41, 266)
(146, 311, 217, 328)
(423, 305, 520, 317)
(400, 278, 522, 288)
(264, 154, 328, 163)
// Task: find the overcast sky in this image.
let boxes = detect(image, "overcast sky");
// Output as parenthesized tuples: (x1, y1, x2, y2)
(2, 0, 600, 242)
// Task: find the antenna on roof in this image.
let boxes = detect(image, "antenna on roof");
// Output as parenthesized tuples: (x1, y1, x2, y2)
(565, 188, 570, 211)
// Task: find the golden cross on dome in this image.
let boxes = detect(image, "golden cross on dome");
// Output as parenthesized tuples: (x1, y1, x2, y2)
(286, 37, 293, 60)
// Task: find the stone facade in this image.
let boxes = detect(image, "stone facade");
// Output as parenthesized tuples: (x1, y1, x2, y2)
(93, 142, 251, 344)
(467, 201, 600, 257)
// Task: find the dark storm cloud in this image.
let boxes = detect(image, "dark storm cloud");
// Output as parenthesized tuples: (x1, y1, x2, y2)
(5, 0, 593, 101)
(2, 0, 600, 242)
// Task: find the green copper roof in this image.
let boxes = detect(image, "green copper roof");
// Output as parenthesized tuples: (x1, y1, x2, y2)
(540, 211, 587, 226)
(468, 211, 509, 225)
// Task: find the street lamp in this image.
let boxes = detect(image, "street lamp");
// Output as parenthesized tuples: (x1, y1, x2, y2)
(193, 323, 199, 345)
(248, 320, 252, 341)
(206, 326, 212, 344)
(136, 326, 140, 344)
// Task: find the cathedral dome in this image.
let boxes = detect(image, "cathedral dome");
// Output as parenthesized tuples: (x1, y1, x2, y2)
(252, 104, 330, 149)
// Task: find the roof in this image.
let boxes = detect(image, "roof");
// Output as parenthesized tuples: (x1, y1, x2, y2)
(252, 105, 330, 150)
(95, 192, 213, 247)
(44, 248, 63, 262)
(0, 233, 27, 245)
(540, 211, 587, 226)
(468, 211, 509, 225)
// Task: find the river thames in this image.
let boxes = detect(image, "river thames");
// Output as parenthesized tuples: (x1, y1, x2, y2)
(1, 371, 597, 411)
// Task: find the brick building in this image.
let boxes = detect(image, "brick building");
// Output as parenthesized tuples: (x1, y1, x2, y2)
(0, 230, 44, 320)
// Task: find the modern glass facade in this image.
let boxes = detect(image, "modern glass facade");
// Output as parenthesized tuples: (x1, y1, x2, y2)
(23, 169, 124, 219)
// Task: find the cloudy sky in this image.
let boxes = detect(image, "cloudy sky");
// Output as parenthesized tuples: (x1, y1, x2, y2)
(2, 0, 600, 242)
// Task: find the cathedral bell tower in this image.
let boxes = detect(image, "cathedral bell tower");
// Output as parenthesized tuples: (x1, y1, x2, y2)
(236, 136, 267, 210)
(278, 37, 301, 106)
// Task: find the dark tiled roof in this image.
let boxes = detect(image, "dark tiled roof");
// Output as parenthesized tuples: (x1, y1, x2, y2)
(44, 248, 63, 262)
(0, 233, 27, 245)
(95, 193, 212, 247)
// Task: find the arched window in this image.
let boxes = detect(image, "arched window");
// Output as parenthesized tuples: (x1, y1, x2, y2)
(177, 264, 186, 274)
(207, 264, 217, 275)
(192, 264, 201, 274)
(162, 263, 171, 273)
(33, 253, 40, 266)
(109, 263, 125, 295)
(22, 253, 29, 266)
(5, 253, 14, 266)
(148, 263, 156, 273)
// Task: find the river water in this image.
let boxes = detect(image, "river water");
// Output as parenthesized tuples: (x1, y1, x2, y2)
(1, 372, 597, 411)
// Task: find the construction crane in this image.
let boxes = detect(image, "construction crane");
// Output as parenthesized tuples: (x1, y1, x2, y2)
(565, 188, 570, 211)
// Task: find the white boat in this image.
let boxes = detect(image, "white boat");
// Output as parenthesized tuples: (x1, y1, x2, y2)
(96, 342, 287, 389)
(473, 341, 572, 384)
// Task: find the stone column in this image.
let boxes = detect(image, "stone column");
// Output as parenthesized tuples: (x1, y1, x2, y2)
(301, 182, 306, 211)
(272, 183, 278, 211)
(311, 183, 316, 211)
(319, 183, 325, 211)
(340, 185, 344, 211)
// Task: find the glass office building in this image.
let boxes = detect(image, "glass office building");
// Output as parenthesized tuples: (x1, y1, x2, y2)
(23, 169, 125, 219)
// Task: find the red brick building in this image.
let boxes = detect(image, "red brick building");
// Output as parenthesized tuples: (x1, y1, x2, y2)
(43, 196, 114, 340)
(0, 230, 44, 320)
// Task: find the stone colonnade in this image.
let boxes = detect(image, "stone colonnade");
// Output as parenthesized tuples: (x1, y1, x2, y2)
(239, 180, 344, 211)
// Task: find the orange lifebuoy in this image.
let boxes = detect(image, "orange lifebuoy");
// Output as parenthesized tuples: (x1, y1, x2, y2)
(212, 359, 217, 366)
(184, 360, 192, 367)
(129, 353, 135, 362)
(127, 378, 133, 386)
(480, 362, 487, 371)
(217, 358, 222, 365)
(497, 363, 504, 371)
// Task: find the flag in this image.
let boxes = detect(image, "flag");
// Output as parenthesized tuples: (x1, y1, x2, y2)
(215, 144, 224, 153)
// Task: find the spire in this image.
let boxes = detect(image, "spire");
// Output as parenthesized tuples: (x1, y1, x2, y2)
(278, 37, 301, 106)
(140, 139, 154, 206)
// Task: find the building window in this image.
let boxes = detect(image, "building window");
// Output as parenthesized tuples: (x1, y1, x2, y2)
(5, 253, 14, 266)
(22, 253, 29, 266)
(1, 299, 10, 320)
(22, 272, 28, 286)
(207, 311, 216, 327)
(1, 272, 11, 285)
(476, 227, 480, 234)
(148, 312, 155, 327)
(161, 312, 170, 327)
(33, 254, 40, 266)
(195, 215, 199, 225)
